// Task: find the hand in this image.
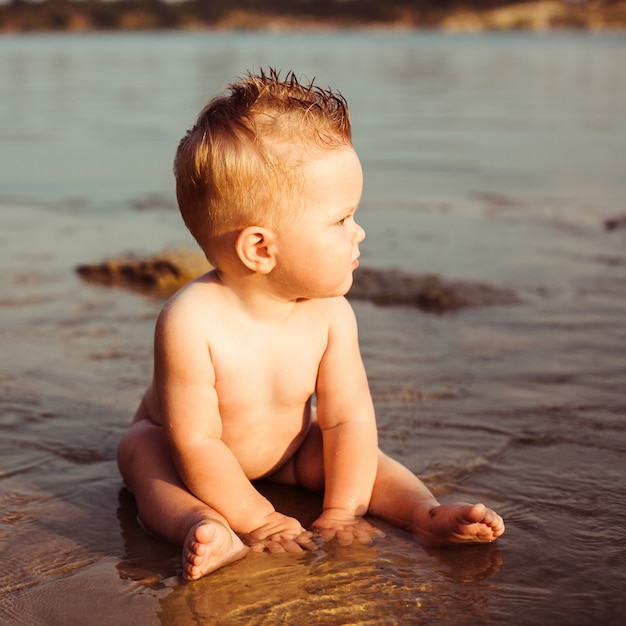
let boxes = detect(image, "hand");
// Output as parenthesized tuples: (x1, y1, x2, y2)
(312, 508, 385, 547)
(240, 511, 319, 554)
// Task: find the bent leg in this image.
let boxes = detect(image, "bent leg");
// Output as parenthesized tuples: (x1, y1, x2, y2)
(117, 420, 248, 579)
(266, 420, 504, 546)
(369, 451, 505, 546)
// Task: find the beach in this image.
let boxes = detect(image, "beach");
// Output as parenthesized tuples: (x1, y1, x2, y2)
(1, 31, 625, 624)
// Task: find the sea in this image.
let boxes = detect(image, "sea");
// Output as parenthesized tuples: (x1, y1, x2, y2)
(1, 30, 625, 625)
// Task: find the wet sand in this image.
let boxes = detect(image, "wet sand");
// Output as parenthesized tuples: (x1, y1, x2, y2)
(1, 196, 625, 625)
(1, 31, 626, 625)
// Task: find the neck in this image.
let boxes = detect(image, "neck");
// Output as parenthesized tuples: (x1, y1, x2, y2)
(214, 267, 300, 324)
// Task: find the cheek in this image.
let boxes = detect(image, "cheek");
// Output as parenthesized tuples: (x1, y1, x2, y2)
(326, 235, 350, 259)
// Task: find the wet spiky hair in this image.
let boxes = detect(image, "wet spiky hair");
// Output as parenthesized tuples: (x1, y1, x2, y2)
(174, 68, 352, 264)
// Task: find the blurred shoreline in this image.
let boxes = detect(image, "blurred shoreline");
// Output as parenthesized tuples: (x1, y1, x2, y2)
(1, 31, 625, 624)
(1, 1, 626, 34)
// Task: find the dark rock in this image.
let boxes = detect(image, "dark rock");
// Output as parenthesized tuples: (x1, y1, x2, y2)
(76, 251, 519, 313)
(350, 267, 518, 313)
(604, 214, 626, 232)
(76, 249, 210, 296)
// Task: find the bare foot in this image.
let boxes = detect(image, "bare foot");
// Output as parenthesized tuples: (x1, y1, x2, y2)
(182, 519, 249, 580)
(412, 502, 505, 547)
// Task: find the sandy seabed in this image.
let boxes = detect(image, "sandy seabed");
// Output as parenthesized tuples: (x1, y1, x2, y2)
(1, 198, 625, 625)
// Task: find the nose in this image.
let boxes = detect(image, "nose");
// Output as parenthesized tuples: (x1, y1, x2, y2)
(353, 220, 366, 244)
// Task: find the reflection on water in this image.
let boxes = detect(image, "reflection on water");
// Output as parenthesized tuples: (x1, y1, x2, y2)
(115, 484, 504, 625)
(1, 32, 626, 625)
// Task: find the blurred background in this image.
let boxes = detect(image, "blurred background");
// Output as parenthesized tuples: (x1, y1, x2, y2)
(1, 3, 625, 625)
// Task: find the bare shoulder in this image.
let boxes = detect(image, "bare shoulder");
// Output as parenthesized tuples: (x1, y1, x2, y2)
(304, 294, 355, 319)
(155, 270, 222, 338)
(318, 295, 358, 332)
(293, 296, 358, 341)
(299, 296, 360, 357)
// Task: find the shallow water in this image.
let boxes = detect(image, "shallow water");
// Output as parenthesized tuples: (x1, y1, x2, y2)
(1, 31, 626, 625)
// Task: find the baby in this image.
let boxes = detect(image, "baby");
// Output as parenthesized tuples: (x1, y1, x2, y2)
(117, 69, 505, 581)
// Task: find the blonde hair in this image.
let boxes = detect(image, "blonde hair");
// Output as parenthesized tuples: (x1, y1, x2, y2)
(174, 68, 352, 264)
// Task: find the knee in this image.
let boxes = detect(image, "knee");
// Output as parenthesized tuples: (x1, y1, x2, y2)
(117, 422, 167, 480)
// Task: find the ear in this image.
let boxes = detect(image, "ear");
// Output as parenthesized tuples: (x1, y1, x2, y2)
(235, 226, 277, 274)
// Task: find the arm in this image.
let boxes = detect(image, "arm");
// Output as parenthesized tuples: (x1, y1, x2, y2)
(312, 298, 380, 538)
(153, 296, 311, 548)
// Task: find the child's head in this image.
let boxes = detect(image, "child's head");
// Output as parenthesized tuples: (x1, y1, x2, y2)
(174, 68, 353, 265)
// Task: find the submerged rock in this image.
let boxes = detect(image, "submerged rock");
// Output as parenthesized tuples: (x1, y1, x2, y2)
(76, 249, 210, 296)
(76, 250, 518, 313)
(349, 267, 518, 313)
(604, 214, 626, 232)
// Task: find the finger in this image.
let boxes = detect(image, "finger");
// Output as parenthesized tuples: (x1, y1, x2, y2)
(309, 529, 326, 547)
(266, 540, 286, 554)
(353, 528, 376, 545)
(354, 525, 385, 545)
(294, 532, 319, 551)
(335, 529, 354, 547)
(313, 527, 337, 543)
(248, 541, 266, 553)
(279, 539, 305, 554)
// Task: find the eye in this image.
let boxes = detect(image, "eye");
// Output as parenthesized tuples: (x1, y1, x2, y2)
(337, 214, 351, 226)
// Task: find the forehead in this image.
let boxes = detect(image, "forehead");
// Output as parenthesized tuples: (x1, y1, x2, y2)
(306, 145, 361, 172)
(303, 146, 362, 187)
(262, 138, 362, 224)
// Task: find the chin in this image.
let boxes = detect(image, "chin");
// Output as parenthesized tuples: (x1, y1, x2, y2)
(300, 274, 354, 300)
(330, 276, 354, 298)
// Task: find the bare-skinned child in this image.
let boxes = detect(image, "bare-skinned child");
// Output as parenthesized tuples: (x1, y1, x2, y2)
(117, 69, 505, 581)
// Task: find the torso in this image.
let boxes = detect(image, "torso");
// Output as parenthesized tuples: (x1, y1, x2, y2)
(135, 271, 333, 479)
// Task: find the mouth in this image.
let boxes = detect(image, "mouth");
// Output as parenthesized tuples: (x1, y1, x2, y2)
(351, 256, 360, 269)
